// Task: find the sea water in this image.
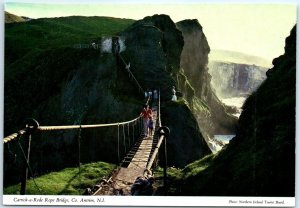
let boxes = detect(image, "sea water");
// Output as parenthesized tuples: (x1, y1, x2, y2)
(214, 135, 235, 144)
(221, 97, 246, 117)
(209, 135, 235, 153)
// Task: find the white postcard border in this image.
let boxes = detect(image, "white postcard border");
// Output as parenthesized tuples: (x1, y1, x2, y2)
(2, 195, 296, 207)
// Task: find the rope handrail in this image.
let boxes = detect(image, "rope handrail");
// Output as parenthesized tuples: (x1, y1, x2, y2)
(3, 116, 141, 143)
(145, 90, 163, 171)
(3, 129, 27, 143)
(146, 134, 164, 171)
(37, 116, 141, 131)
(118, 54, 144, 93)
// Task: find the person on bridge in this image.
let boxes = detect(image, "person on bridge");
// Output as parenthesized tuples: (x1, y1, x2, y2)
(148, 90, 153, 100)
(140, 104, 152, 136)
(148, 116, 154, 136)
(153, 89, 158, 101)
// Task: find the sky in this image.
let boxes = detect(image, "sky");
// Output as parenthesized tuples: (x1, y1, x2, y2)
(4, 1, 297, 64)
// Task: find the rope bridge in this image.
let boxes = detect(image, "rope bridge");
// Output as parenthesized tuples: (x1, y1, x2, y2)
(4, 38, 169, 195)
(3, 91, 169, 195)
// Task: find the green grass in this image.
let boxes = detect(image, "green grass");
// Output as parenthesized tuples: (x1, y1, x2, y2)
(5, 16, 135, 66)
(183, 154, 215, 178)
(4, 16, 135, 135)
(4, 162, 116, 195)
(154, 166, 183, 181)
(192, 96, 210, 114)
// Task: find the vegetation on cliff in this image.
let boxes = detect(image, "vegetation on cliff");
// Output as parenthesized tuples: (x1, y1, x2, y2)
(4, 16, 137, 186)
(4, 162, 115, 195)
(4, 12, 291, 197)
(170, 25, 296, 196)
(119, 14, 212, 167)
(176, 19, 237, 149)
(4, 14, 212, 188)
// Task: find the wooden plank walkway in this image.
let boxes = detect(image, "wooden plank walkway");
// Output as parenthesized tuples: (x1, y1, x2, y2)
(94, 106, 157, 195)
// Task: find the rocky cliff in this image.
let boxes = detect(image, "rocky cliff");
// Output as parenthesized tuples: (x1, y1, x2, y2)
(176, 19, 237, 148)
(120, 15, 211, 167)
(180, 25, 296, 196)
(209, 61, 267, 98)
(5, 11, 25, 23)
(4, 14, 212, 185)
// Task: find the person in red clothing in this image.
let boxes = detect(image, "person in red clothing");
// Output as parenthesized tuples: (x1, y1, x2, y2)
(140, 104, 152, 136)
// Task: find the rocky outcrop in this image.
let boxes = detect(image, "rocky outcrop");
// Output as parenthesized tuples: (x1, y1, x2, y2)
(209, 61, 267, 98)
(176, 19, 210, 101)
(120, 14, 184, 99)
(120, 15, 211, 167)
(181, 25, 296, 196)
(5, 11, 25, 23)
(4, 15, 212, 185)
(176, 19, 237, 146)
(161, 101, 211, 167)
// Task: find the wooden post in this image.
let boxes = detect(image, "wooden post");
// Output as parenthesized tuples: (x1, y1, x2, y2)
(162, 136, 167, 195)
(20, 133, 31, 195)
(157, 126, 170, 196)
(78, 127, 81, 172)
(20, 118, 39, 195)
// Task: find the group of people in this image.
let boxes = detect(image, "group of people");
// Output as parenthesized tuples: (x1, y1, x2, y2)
(144, 89, 158, 101)
(131, 86, 180, 196)
(140, 104, 154, 136)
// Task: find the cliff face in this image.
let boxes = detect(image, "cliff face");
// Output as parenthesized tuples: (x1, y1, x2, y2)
(176, 19, 210, 100)
(120, 14, 184, 99)
(161, 101, 211, 167)
(4, 15, 211, 185)
(176, 19, 237, 146)
(5, 11, 25, 23)
(120, 15, 211, 167)
(209, 61, 267, 98)
(181, 25, 296, 196)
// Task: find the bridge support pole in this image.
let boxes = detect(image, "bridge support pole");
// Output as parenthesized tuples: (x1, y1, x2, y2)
(162, 136, 167, 195)
(20, 133, 31, 195)
(20, 119, 39, 195)
(157, 126, 170, 196)
(78, 126, 82, 172)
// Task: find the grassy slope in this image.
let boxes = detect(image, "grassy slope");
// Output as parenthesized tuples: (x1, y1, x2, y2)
(4, 16, 136, 187)
(4, 162, 116, 195)
(5, 16, 135, 66)
(5, 16, 134, 134)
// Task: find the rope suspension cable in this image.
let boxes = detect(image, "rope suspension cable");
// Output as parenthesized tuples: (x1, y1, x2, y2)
(146, 89, 163, 171)
(6, 142, 16, 163)
(118, 54, 144, 93)
(139, 117, 141, 136)
(77, 126, 82, 170)
(36, 116, 140, 132)
(122, 124, 126, 154)
(117, 124, 120, 163)
(4, 116, 141, 145)
(132, 125, 134, 146)
(4, 129, 27, 143)
(17, 138, 43, 195)
(141, 117, 144, 135)
(127, 123, 130, 148)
